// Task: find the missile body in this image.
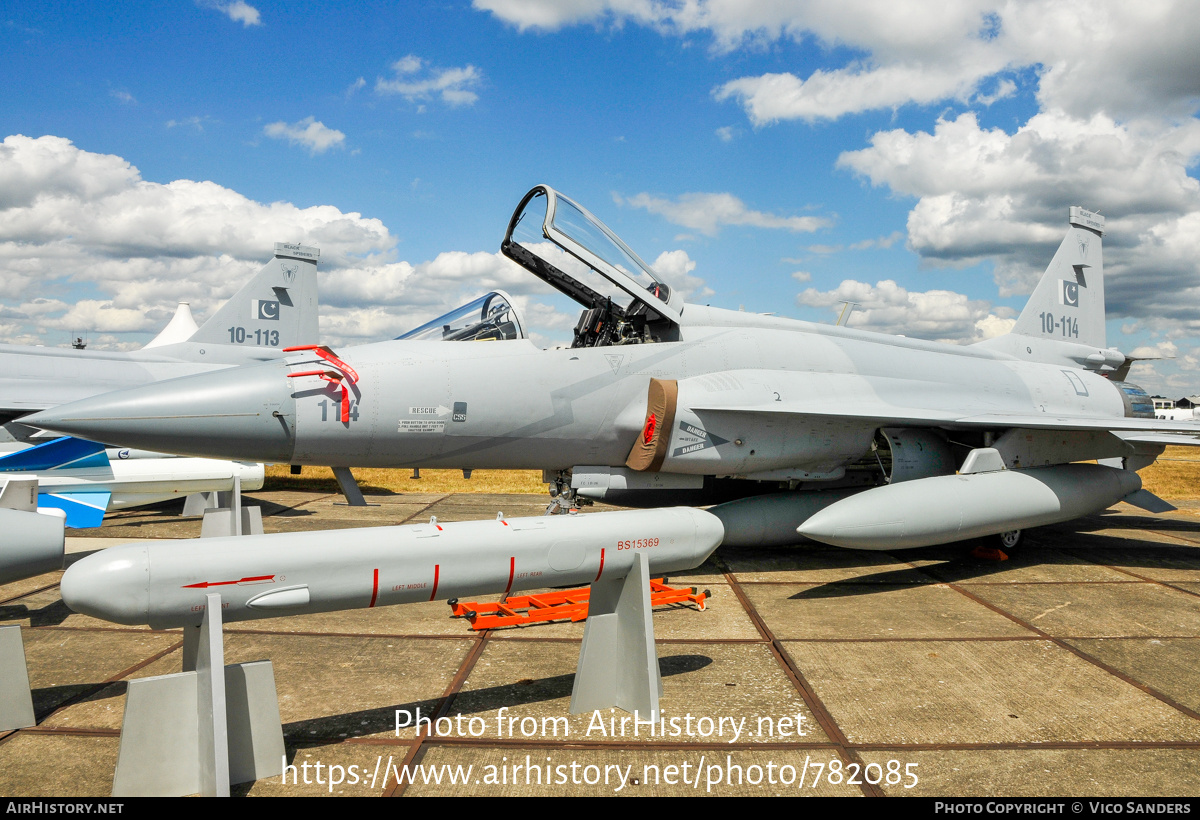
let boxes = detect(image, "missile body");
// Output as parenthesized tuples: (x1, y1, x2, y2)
(0, 507, 66, 585)
(798, 463, 1140, 550)
(60, 507, 724, 629)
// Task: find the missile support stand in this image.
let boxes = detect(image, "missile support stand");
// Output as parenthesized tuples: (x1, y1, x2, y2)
(0, 624, 36, 731)
(111, 592, 284, 796)
(569, 551, 662, 720)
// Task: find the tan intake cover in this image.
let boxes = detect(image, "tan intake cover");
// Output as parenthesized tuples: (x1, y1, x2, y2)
(625, 378, 678, 472)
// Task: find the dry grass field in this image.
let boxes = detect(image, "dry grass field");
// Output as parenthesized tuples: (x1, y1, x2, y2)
(1136, 445, 1200, 499)
(264, 464, 547, 495)
(265, 444, 1200, 500)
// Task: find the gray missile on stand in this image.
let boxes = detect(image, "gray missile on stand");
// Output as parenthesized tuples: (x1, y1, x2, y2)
(61, 506, 724, 629)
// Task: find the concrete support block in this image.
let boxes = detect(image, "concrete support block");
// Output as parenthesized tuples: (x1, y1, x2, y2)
(113, 593, 283, 796)
(0, 624, 35, 730)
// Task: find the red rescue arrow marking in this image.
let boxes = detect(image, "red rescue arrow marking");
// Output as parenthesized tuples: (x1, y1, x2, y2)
(284, 345, 360, 384)
(504, 556, 515, 595)
(182, 574, 275, 589)
(369, 568, 379, 608)
(594, 548, 605, 582)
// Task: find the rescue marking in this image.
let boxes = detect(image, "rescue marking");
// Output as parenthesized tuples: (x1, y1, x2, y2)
(369, 568, 380, 608)
(595, 548, 606, 582)
(504, 556, 515, 595)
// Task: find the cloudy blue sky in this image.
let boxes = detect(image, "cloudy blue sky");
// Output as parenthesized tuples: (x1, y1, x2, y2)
(3, 2, 1200, 394)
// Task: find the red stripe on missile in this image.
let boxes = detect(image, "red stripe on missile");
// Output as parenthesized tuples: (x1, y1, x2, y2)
(595, 548, 605, 582)
(369, 568, 379, 608)
(429, 564, 440, 602)
(182, 575, 275, 589)
(504, 556, 515, 595)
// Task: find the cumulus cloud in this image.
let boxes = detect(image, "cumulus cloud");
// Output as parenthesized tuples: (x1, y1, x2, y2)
(836, 111, 1200, 329)
(375, 56, 483, 107)
(0, 134, 585, 349)
(618, 191, 830, 236)
(200, 0, 261, 27)
(797, 278, 1015, 343)
(649, 249, 712, 300)
(0, 135, 392, 345)
(478, 2, 1200, 123)
(263, 117, 346, 154)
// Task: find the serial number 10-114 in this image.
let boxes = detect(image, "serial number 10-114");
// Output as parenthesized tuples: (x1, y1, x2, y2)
(1039, 313, 1079, 338)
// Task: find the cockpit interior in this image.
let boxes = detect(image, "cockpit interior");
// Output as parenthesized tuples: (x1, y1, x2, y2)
(501, 185, 682, 348)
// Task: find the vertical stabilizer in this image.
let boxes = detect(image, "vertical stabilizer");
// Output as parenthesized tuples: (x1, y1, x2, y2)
(973, 208, 1122, 371)
(189, 243, 320, 349)
(1010, 207, 1105, 348)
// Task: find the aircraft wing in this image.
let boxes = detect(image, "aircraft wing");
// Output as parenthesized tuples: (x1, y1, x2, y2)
(1115, 431, 1200, 446)
(689, 403, 1200, 434)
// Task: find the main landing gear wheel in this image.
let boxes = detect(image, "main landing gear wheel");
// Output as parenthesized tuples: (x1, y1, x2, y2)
(971, 529, 1023, 561)
(995, 529, 1023, 551)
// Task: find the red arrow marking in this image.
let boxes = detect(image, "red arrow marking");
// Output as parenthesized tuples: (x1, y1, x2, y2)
(369, 568, 379, 608)
(182, 575, 275, 589)
(594, 548, 605, 582)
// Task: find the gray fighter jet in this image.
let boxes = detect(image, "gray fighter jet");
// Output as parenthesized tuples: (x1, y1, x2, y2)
(24, 187, 1200, 550)
(0, 242, 319, 427)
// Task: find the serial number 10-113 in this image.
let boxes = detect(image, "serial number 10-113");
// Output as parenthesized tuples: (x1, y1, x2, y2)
(228, 326, 280, 345)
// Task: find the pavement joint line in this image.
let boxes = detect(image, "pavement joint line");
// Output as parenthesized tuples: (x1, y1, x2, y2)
(412, 738, 842, 751)
(388, 736, 1200, 751)
(1066, 562, 1200, 602)
(0, 580, 63, 606)
(33, 637, 187, 726)
(733, 578, 1155, 586)
(261, 491, 340, 515)
(395, 494, 453, 526)
(898, 558, 1200, 724)
(1057, 541, 1200, 601)
(385, 626, 492, 797)
(850, 740, 1200, 751)
(719, 565, 884, 798)
(28, 625, 172, 636)
(15, 726, 122, 738)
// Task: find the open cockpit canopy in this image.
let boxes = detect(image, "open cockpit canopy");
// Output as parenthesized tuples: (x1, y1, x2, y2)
(395, 290, 526, 342)
(502, 185, 681, 347)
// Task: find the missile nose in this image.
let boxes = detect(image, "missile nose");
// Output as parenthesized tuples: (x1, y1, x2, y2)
(687, 508, 726, 554)
(23, 360, 297, 462)
(61, 544, 151, 626)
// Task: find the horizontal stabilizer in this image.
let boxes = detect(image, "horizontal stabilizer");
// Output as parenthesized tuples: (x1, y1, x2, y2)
(37, 491, 110, 528)
(0, 437, 108, 472)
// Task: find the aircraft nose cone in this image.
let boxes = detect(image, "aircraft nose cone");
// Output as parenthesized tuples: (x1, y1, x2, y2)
(61, 544, 151, 626)
(23, 360, 297, 462)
